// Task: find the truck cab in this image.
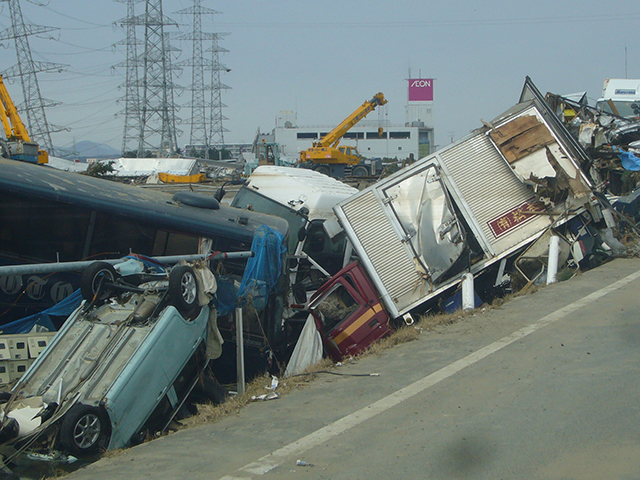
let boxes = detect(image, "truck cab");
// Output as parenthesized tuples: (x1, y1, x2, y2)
(595, 78, 640, 118)
(308, 261, 391, 361)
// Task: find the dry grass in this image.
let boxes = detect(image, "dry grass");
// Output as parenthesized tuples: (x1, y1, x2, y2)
(179, 358, 335, 430)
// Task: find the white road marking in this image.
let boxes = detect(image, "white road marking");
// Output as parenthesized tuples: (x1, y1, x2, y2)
(220, 269, 640, 479)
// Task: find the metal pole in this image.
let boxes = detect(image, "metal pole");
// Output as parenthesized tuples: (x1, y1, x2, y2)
(547, 235, 560, 285)
(0, 251, 254, 277)
(235, 307, 245, 395)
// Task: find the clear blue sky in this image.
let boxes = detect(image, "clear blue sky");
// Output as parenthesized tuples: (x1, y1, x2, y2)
(1, 0, 640, 155)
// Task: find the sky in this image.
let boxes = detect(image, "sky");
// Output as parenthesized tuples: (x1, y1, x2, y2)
(1, 0, 640, 156)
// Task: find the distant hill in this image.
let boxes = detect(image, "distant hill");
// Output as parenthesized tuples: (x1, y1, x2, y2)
(57, 141, 120, 160)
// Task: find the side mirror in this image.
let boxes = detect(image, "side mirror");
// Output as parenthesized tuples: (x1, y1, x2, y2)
(298, 226, 308, 242)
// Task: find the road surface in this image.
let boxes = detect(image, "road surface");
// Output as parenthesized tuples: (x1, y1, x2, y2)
(60, 257, 640, 480)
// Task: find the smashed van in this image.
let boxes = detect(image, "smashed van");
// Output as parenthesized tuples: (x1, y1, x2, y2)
(313, 78, 604, 331)
(596, 78, 640, 118)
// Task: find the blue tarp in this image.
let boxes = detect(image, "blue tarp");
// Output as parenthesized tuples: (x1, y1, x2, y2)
(213, 277, 238, 317)
(237, 225, 286, 309)
(614, 146, 640, 171)
(0, 289, 82, 334)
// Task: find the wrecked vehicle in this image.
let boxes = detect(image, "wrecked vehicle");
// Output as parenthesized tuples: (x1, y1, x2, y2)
(307, 262, 391, 361)
(228, 166, 374, 357)
(230, 165, 358, 291)
(317, 77, 611, 330)
(228, 166, 402, 365)
(0, 156, 289, 327)
(545, 77, 640, 196)
(0, 257, 225, 459)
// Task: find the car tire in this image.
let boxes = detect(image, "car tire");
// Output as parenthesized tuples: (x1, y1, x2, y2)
(59, 404, 110, 457)
(81, 262, 117, 302)
(169, 265, 201, 320)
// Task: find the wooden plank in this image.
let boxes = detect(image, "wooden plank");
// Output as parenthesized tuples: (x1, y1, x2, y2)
(490, 116, 543, 145)
(490, 116, 554, 163)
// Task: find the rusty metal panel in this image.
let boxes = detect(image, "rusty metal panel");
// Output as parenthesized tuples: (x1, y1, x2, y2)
(339, 190, 421, 315)
(438, 133, 552, 255)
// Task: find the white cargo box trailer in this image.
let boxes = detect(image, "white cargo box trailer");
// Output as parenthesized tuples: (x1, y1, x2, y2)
(333, 83, 597, 321)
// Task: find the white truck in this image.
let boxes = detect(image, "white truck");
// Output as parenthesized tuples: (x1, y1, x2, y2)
(328, 79, 603, 323)
(596, 78, 640, 118)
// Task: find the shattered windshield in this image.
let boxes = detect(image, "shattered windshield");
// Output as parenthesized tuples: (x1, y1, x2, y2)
(315, 282, 358, 333)
(382, 165, 465, 283)
(597, 100, 640, 118)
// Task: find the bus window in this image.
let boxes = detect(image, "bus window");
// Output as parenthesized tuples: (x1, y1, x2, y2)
(0, 192, 90, 263)
(152, 230, 199, 257)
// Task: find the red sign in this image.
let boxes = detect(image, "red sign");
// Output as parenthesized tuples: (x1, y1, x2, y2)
(408, 78, 434, 102)
(487, 199, 546, 238)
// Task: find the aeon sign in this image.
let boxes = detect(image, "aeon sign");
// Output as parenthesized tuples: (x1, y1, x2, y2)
(408, 78, 433, 102)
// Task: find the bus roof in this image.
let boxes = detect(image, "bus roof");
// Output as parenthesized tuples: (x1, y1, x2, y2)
(0, 158, 288, 243)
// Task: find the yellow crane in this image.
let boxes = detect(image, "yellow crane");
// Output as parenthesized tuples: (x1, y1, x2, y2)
(0, 74, 48, 164)
(299, 92, 387, 168)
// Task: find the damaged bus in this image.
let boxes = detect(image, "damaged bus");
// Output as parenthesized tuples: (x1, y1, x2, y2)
(0, 158, 292, 380)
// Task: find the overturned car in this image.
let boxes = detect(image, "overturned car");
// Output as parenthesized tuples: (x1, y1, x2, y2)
(0, 257, 224, 459)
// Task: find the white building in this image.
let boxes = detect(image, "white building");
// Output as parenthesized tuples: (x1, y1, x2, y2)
(273, 78, 435, 162)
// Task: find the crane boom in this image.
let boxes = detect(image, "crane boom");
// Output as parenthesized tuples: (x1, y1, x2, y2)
(300, 92, 387, 168)
(316, 92, 387, 148)
(0, 75, 31, 142)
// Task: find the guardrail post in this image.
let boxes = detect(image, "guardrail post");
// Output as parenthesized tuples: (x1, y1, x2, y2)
(235, 307, 245, 395)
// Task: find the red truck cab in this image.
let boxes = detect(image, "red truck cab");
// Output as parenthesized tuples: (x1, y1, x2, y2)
(308, 262, 391, 361)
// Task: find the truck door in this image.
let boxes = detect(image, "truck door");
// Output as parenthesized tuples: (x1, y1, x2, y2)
(381, 164, 465, 284)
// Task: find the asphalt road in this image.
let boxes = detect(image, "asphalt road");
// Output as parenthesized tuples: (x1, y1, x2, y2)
(59, 257, 640, 480)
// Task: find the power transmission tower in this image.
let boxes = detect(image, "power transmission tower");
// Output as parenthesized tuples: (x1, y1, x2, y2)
(175, 1, 229, 160)
(114, 0, 144, 157)
(207, 33, 231, 155)
(175, 0, 216, 152)
(137, 0, 181, 158)
(0, 0, 66, 155)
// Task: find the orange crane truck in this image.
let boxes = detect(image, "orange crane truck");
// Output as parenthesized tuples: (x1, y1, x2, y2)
(299, 92, 387, 178)
(0, 74, 48, 164)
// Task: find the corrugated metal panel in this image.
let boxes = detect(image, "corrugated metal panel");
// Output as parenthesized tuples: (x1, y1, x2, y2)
(438, 133, 551, 254)
(340, 190, 421, 305)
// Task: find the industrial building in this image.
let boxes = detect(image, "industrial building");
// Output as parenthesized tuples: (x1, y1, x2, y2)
(272, 78, 435, 162)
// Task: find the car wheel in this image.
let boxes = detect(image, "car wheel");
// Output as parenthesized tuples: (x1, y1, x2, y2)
(169, 265, 201, 319)
(81, 262, 117, 302)
(59, 404, 109, 457)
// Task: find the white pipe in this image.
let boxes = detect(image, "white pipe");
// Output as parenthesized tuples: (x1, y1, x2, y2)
(235, 307, 245, 395)
(547, 235, 560, 285)
(462, 273, 475, 311)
